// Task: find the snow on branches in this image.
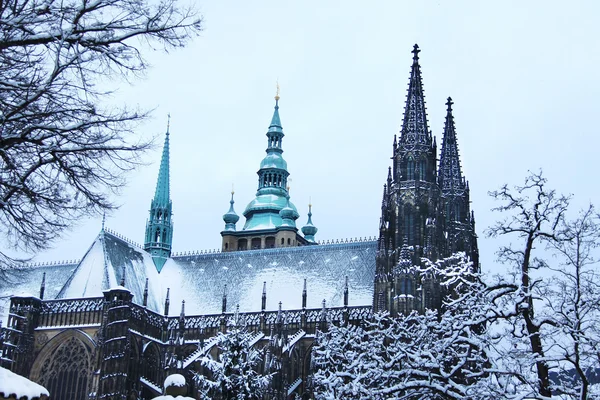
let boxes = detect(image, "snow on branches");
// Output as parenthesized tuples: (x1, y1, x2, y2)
(194, 322, 272, 400)
(312, 253, 498, 400)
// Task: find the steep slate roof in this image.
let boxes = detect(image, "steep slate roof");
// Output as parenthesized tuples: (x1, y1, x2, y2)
(0, 262, 76, 321)
(167, 240, 376, 314)
(0, 230, 376, 319)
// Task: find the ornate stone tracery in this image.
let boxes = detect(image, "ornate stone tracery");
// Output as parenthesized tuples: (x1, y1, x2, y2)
(32, 332, 94, 400)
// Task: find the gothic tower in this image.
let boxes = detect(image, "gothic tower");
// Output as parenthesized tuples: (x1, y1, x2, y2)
(374, 45, 478, 315)
(438, 97, 479, 268)
(144, 122, 173, 272)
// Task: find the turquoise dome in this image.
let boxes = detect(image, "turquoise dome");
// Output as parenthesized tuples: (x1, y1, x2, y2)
(223, 209, 239, 224)
(243, 194, 299, 231)
(222, 193, 239, 231)
(260, 153, 287, 170)
(301, 204, 318, 242)
(302, 223, 317, 237)
(279, 204, 295, 220)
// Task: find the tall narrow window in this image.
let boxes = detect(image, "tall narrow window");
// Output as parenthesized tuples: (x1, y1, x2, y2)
(406, 157, 415, 180)
(419, 159, 426, 181)
(404, 212, 414, 244)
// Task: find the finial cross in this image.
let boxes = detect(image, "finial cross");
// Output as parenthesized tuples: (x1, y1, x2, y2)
(412, 44, 420, 60)
(446, 97, 454, 111)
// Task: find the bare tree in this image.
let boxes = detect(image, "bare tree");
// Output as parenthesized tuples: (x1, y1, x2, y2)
(486, 171, 570, 397)
(0, 0, 202, 263)
(540, 205, 600, 398)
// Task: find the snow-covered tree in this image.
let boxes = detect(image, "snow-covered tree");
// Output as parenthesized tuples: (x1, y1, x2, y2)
(195, 322, 272, 400)
(486, 171, 568, 397)
(542, 205, 600, 398)
(0, 0, 202, 264)
(486, 172, 600, 399)
(311, 312, 390, 399)
(312, 253, 499, 400)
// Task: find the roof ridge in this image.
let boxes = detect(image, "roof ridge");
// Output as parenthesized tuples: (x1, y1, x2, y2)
(103, 227, 143, 249)
(171, 236, 378, 258)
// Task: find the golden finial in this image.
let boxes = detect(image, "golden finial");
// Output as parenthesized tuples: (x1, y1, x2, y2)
(167, 113, 171, 133)
(309, 196, 312, 209)
(231, 183, 235, 195)
(275, 80, 280, 101)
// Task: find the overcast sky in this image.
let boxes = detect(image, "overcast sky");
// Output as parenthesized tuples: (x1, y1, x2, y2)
(34, 1, 600, 276)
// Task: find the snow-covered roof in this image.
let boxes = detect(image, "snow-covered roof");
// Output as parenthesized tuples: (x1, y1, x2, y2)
(0, 230, 376, 319)
(0, 366, 49, 399)
(0, 261, 76, 322)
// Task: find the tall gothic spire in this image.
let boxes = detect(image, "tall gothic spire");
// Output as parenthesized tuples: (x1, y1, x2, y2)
(400, 44, 432, 147)
(144, 118, 174, 272)
(438, 97, 465, 193)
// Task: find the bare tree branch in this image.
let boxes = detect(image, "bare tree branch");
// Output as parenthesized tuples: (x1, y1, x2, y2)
(0, 0, 202, 262)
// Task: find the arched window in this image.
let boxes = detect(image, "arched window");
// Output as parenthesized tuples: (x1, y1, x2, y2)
(265, 237, 275, 248)
(225, 243, 229, 250)
(238, 239, 247, 250)
(251, 237, 261, 249)
(406, 157, 415, 180)
(287, 238, 291, 245)
(455, 200, 462, 222)
(142, 344, 161, 384)
(281, 238, 285, 245)
(34, 336, 93, 400)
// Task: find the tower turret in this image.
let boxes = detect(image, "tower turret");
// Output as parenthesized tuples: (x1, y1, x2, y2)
(301, 203, 318, 243)
(144, 119, 173, 272)
(222, 191, 240, 231)
(279, 193, 297, 228)
(221, 88, 309, 251)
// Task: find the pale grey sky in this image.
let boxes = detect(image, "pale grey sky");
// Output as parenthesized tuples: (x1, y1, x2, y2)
(34, 1, 600, 275)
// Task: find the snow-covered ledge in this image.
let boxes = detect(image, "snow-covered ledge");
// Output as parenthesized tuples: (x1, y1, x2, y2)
(0, 367, 49, 400)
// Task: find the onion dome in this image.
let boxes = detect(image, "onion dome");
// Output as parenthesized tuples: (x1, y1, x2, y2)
(279, 195, 298, 228)
(301, 203, 318, 243)
(222, 191, 239, 231)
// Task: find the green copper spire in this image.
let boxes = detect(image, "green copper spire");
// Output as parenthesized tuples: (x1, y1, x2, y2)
(144, 118, 173, 272)
(243, 92, 299, 231)
(222, 190, 240, 231)
(154, 121, 171, 205)
(301, 202, 318, 243)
